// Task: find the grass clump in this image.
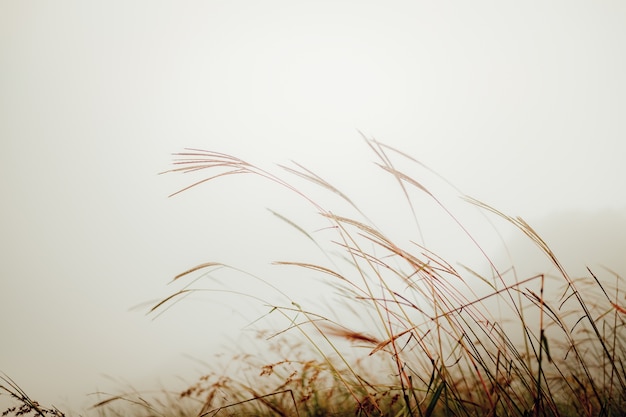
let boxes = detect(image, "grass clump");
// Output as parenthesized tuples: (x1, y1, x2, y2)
(3, 137, 624, 416)
(147, 136, 625, 416)
(1, 373, 65, 417)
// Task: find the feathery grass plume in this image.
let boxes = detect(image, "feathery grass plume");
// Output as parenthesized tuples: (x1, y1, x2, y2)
(154, 137, 625, 416)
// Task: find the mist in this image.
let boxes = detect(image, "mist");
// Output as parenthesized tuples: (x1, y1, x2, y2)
(1, 1, 625, 413)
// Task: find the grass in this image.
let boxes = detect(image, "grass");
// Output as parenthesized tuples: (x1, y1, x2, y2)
(1, 373, 65, 417)
(2, 136, 625, 416)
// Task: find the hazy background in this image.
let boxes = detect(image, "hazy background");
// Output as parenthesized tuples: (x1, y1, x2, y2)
(2, 0, 625, 412)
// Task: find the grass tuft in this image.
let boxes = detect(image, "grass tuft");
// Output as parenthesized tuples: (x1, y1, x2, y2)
(3, 138, 624, 416)
(154, 137, 625, 416)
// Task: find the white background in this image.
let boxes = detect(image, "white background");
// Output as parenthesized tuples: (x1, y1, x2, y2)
(2, 1, 625, 412)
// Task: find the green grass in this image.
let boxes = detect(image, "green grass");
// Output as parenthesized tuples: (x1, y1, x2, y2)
(3, 137, 625, 416)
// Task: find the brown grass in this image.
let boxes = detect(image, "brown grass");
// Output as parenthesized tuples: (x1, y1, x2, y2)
(3, 137, 624, 416)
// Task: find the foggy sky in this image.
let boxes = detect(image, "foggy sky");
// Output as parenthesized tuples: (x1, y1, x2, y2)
(1, 1, 625, 412)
